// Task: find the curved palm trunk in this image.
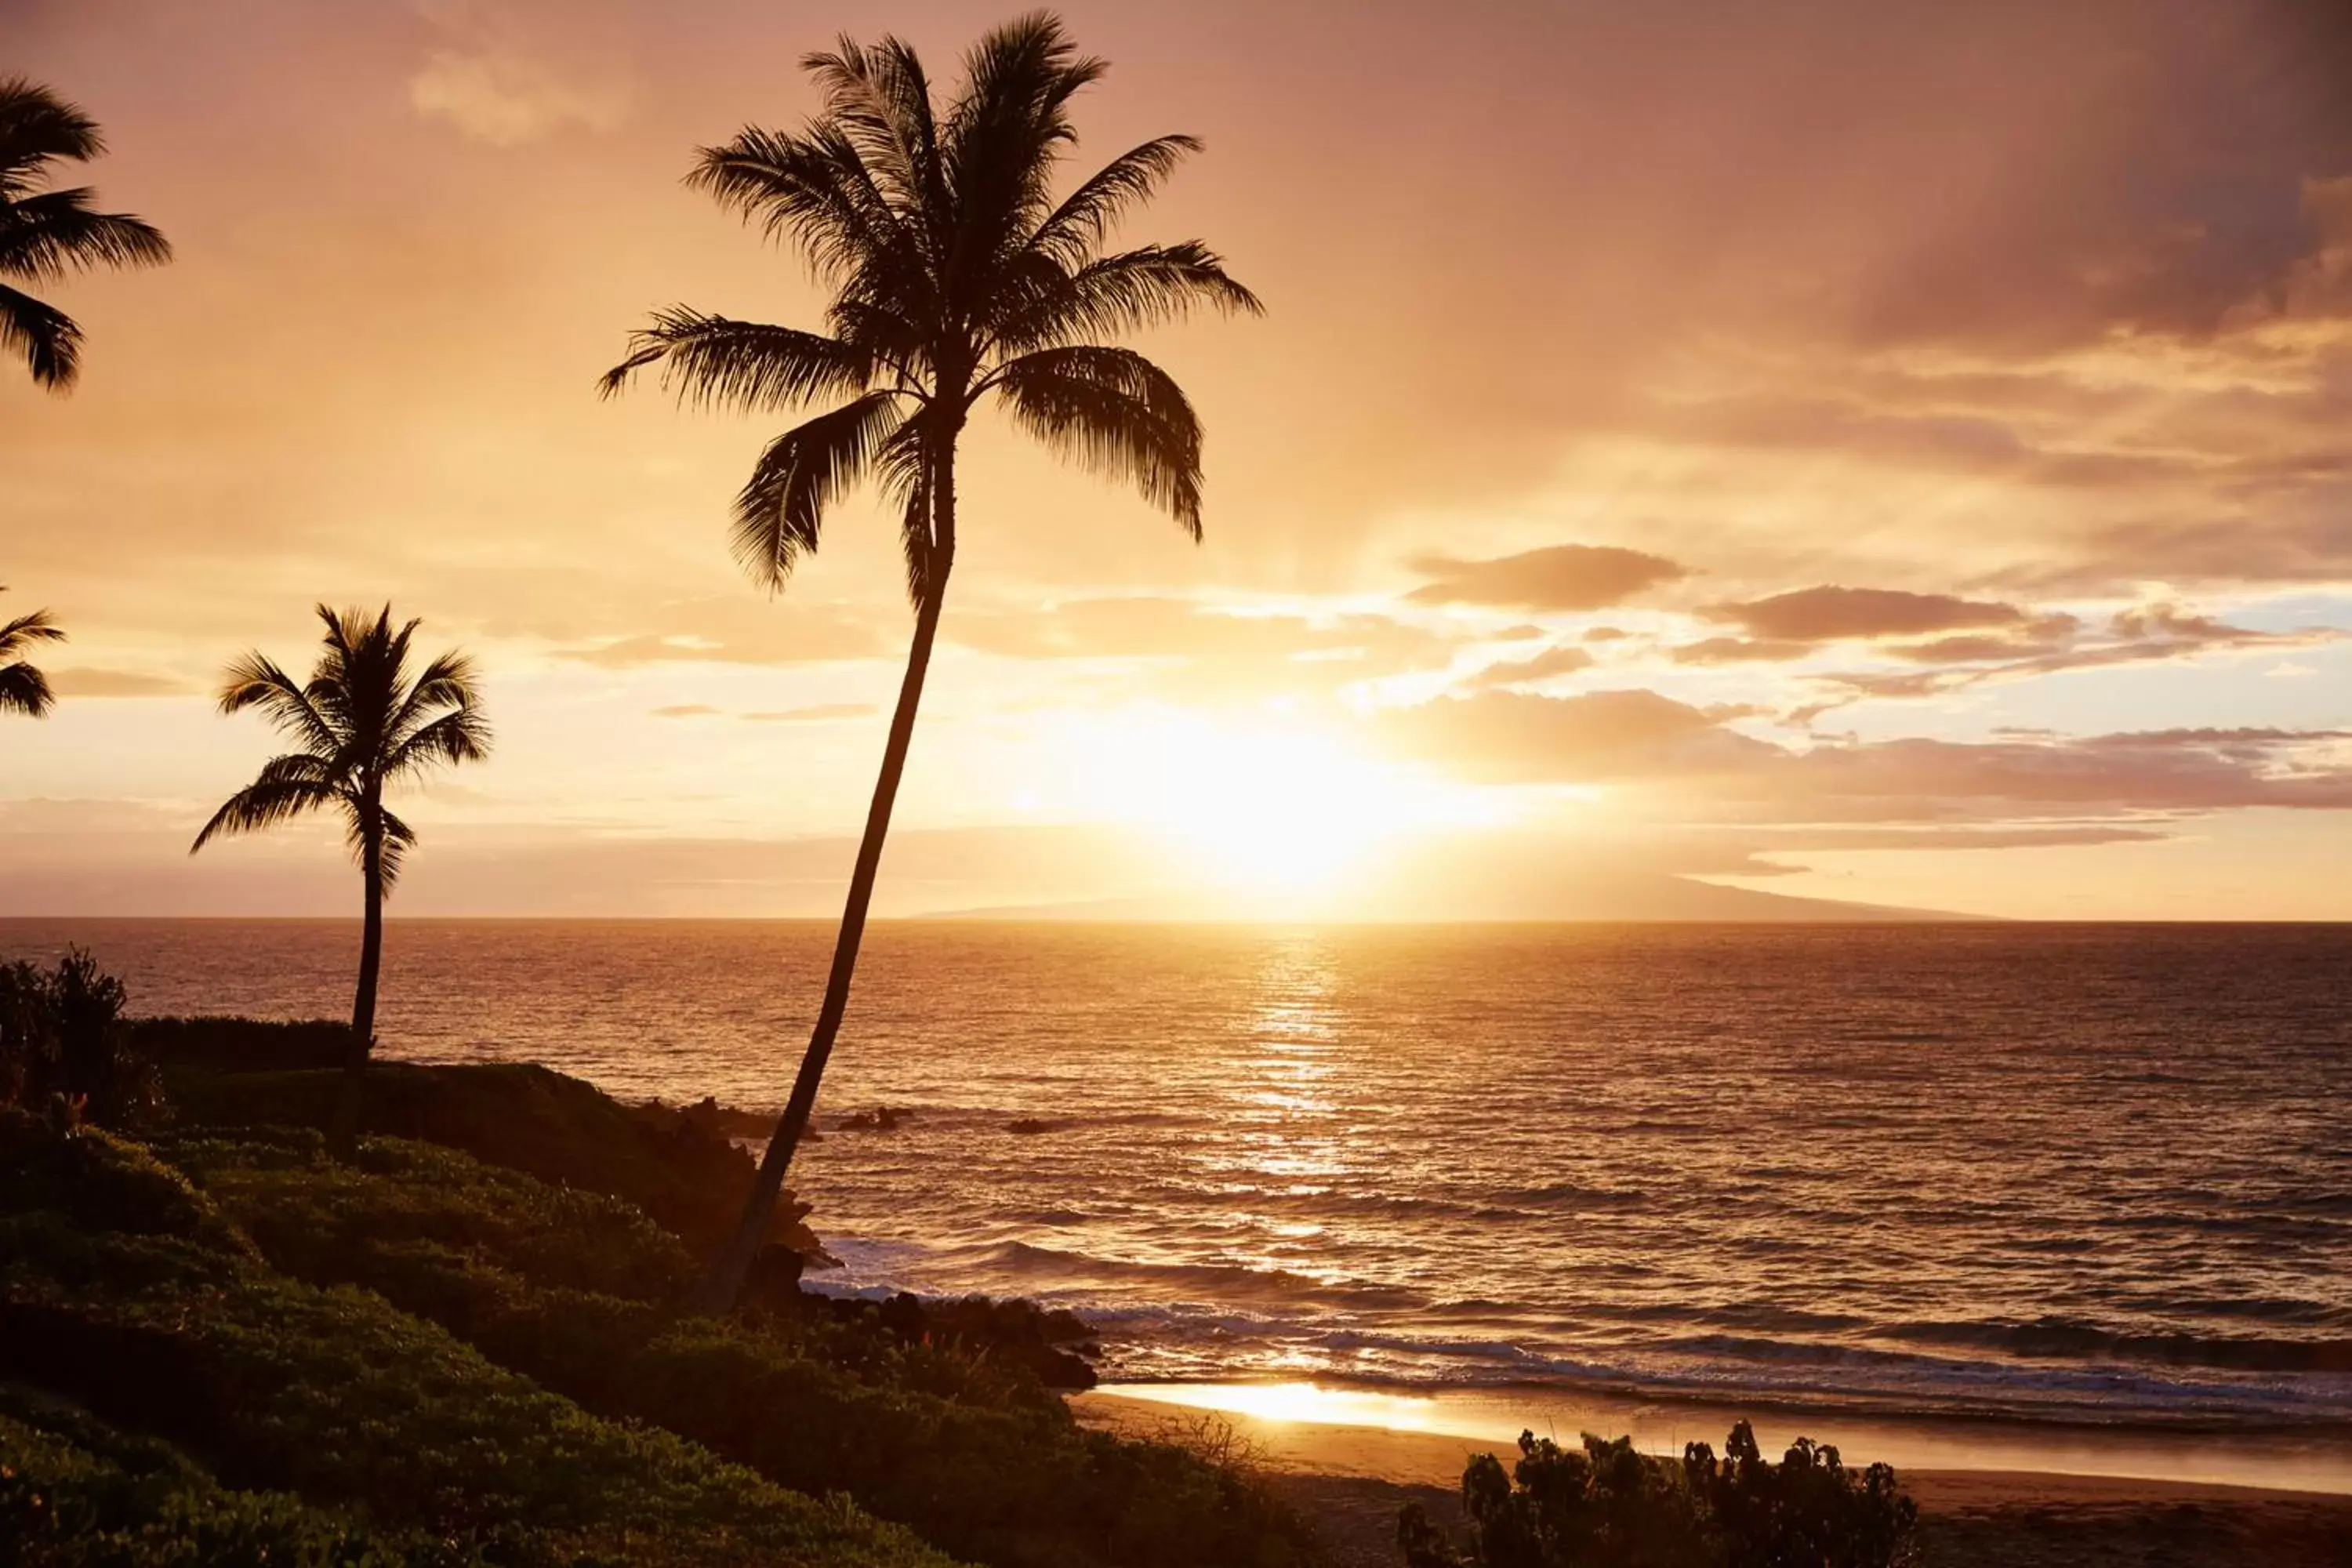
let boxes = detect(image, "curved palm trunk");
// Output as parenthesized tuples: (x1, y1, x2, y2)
(334, 814, 384, 1157)
(692, 451, 959, 1316)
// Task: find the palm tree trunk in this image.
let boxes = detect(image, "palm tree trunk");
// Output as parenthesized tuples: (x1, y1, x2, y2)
(691, 446, 959, 1316)
(333, 816, 384, 1157)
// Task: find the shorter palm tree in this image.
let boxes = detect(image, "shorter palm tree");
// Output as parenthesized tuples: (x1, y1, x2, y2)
(2, 78, 172, 390)
(193, 606, 489, 1148)
(0, 590, 64, 717)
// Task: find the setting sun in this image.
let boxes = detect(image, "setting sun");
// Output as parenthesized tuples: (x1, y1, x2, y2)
(1058, 709, 1508, 899)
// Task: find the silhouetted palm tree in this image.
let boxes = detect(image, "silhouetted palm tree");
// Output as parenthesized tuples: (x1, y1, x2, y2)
(603, 12, 1258, 1311)
(192, 606, 489, 1149)
(0, 590, 64, 717)
(1, 77, 171, 391)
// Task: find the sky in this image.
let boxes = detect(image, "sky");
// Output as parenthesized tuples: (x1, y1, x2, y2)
(9, 0, 2352, 920)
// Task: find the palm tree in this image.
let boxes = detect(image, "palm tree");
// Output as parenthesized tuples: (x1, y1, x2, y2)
(602, 12, 1259, 1311)
(192, 606, 489, 1149)
(0, 590, 64, 716)
(2, 77, 172, 391)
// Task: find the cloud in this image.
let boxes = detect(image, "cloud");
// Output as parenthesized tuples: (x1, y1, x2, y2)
(1796, 601, 2332, 714)
(942, 597, 1459, 702)
(650, 703, 720, 719)
(408, 2, 635, 146)
(554, 603, 888, 668)
(1669, 637, 1817, 666)
(1466, 644, 1595, 689)
(1842, 2, 2352, 351)
(1406, 545, 1688, 611)
(1378, 689, 1771, 784)
(1753, 824, 2172, 851)
(1375, 684, 2352, 820)
(1706, 586, 2028, 641)
(45, 667, 189, 698)
(744, 703, 876, 723)
(1777, 728, 2352, 814)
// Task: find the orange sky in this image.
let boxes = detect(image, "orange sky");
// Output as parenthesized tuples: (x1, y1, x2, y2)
(9, 0, 2352, 920)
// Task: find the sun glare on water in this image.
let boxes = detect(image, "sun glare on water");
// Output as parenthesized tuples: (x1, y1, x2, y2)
(1107, 1381, 1455, 1433)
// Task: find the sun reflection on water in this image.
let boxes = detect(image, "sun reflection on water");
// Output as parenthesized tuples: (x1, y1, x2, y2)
(1109, 1381, 1450, 1432)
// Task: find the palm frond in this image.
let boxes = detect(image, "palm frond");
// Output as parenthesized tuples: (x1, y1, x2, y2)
(0, 79, 103, 191)
(940, 14, 1103, 314)
(361, 806, 418, 891)
(0, 188, 172, 282)
(1024, 135, 1201, 270)
(872, 418, 938, 604)
(218, 650, 344, 759)
(619, 20, 1254, 603)
(0, 606, 65, 657)
(601, 308, 876, 408)
(385, 649, 481, 751)
(189, 772, 337, 852)
(731, 390, 909, 590)
(686, 124, 932, 303)
(0, 659, 53, 717)
(387, 706, 492, 779)
(992, 345, 1203, 536)
(0, 280, 80, 390)
(990, 241, 1260, 354)
(200, 607, 488, 898)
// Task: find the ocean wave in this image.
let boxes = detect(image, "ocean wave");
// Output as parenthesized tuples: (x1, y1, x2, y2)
(981, 1240, 1433, 1311)
(1878, 1319, 2352, 1374)
(1080, 1309, 2352, 1427)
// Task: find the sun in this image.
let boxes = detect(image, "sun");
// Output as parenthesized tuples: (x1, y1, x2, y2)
(1066, 706, 1502, 902)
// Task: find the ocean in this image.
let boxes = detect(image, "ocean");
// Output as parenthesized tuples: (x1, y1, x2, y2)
(6, 919, 2347, 1445)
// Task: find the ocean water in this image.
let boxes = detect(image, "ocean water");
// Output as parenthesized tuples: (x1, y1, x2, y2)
(6, 918, 2348, 1436)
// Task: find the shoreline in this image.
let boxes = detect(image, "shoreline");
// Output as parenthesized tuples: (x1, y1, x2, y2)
(1076, 1381, 2352, 1496)
(1073, 1389, 2352, 1568)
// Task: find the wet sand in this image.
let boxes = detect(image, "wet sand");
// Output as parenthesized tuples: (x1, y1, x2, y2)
(1075, 1391, 2352, 1568)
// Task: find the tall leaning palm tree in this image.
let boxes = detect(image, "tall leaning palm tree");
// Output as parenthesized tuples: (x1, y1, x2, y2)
(1, 78, 172, 391)
(603, 13, 1259, 1311)
(0, 590, 65, 717)
(191, 606, 490, 1148)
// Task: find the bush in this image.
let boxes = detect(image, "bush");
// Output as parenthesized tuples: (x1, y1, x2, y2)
(0, 1122, 953, 1568)
(0, 953, 161, 1131)
(1399, 1425, 1917, 1568)
(0, 1388, 441, 1566)
(160, 1048, 821, 1254)
(132, 1014, 354, 1075)
(167, 1130, 1318, 1568)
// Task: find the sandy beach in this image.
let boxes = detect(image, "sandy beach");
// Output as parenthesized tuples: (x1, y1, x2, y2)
(1075, 1390, 2352, 1567)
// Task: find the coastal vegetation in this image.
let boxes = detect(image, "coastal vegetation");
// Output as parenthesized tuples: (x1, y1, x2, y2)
(0, 949, 158, 1130)
(1399, 1428, 1918, 1568)
(190, 605, 490, 1150)
(0, 974, 1320, 1568)
(600, 13, 1260, 1311)
(0, 76, 172, 390)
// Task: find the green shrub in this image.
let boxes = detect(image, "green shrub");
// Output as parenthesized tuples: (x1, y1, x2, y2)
(0, 1389, 442, 1566)
(0, 1125, 955, 1568)
(133, 1015, 354, 1075)
(170, 1131, 1317, 1568)
(162, 1051, 820, 1254)
(1399, 1425, 1917, 1568)
(0, 953, 161, 1131)
(0, 1112, 251, 1256)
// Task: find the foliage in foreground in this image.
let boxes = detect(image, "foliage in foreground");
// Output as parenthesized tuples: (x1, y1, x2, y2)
(1399, 1427, 1918, 1568)
(0, 1112, 955, 1568)
(0, 1392, 436, 1567)
(158, 1048, 823, 1254)
(0, 952, 161, 1130)
(167, 1129, 1317, 1568)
